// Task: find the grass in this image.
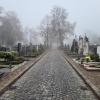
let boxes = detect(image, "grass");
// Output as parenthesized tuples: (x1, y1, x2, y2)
(0, 60, 24, 65)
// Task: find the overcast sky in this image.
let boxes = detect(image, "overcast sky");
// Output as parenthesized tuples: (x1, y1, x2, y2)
(0, 0, 100, 35)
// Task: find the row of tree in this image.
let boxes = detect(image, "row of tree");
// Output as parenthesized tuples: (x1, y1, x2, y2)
(0, 6, 76, 48)
(0, 7, 43, 47)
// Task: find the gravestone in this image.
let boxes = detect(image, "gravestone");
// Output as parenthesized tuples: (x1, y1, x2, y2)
(78, 36, 83, 56)
(83, 36, 89, 55)
(17, 43, 22, 56)
(97, 46, 100, 57)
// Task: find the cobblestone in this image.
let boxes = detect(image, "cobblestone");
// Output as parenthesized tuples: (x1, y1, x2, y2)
(0, 50, 97, 100)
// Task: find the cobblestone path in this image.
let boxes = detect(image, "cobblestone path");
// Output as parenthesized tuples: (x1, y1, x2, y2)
(0, 50, 97, 100)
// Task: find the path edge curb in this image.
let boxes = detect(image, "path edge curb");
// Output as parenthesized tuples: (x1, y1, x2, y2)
(64, 55, 100, 100)
(0, 51, 47, 96)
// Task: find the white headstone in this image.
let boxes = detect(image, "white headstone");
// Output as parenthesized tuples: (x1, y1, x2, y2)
(97, 46, 100, 56)
(83, 42, 89, 55)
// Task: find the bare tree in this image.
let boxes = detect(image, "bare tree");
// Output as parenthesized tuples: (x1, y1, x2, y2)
(29, 28, 39, 45)
(39, 6, 76, 48)
(51, 6, 75, 47)
(39, 15, 52, 47)
(0, 11, 24, 47)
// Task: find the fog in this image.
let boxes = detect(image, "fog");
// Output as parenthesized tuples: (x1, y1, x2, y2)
(0, 0, 100, 44)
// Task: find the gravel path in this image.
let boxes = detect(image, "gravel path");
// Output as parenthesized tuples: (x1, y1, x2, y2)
(0, 49, 97, 100)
